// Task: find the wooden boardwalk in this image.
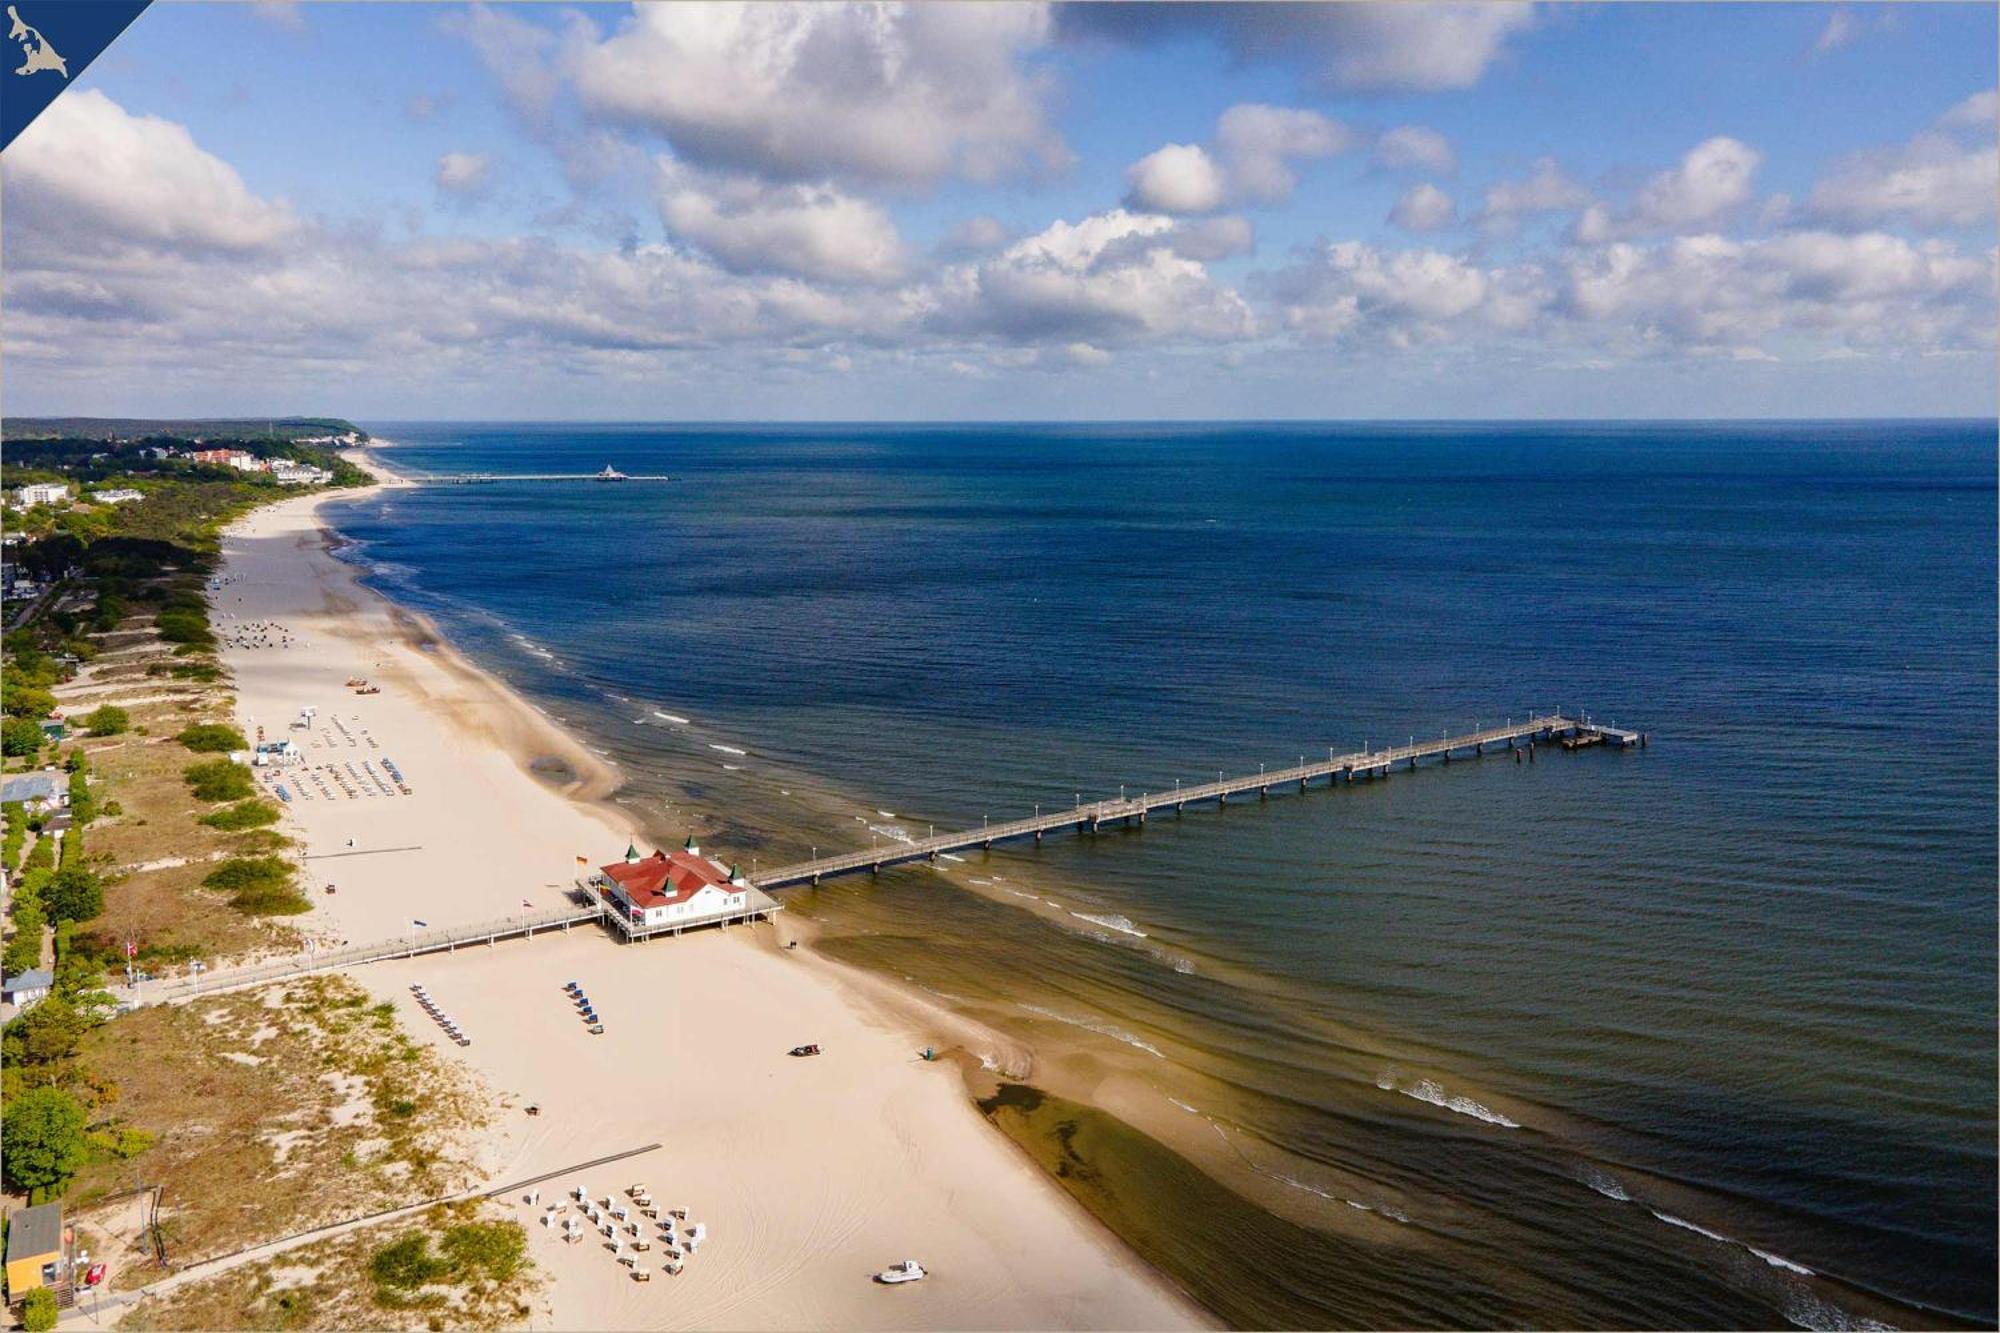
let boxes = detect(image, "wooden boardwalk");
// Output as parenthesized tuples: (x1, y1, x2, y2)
(408, 471, 671, 485)
(752, 713, 1643, 889)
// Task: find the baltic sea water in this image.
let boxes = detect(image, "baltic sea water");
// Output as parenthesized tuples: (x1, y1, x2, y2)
(330, 421, 1995, 1328)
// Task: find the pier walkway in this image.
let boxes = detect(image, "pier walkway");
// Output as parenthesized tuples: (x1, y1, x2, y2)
(406, 471, 672, 485)
(752, 714, 1642, 889)
(128, 885, 780, 1007)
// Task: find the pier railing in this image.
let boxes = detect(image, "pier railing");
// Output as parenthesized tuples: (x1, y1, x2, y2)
(752, 714, 1642, 889)
(127, 902, 606, 1007)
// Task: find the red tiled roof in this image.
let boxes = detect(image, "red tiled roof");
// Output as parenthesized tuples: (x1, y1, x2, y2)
(599, 849, 735, 909)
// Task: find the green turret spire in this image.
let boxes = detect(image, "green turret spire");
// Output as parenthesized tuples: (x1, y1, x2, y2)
(624, 841, 640, 864)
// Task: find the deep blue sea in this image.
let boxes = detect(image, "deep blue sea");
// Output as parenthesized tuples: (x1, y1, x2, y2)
(332, 421, 1996, 1329)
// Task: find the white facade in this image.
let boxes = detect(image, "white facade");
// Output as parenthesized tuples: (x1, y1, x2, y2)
(91, 489, 143, 504)
(13, 483, 69, 507)
(621, 882, 749, 929)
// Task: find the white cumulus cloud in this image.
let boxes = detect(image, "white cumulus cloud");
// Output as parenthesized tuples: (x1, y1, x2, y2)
(1806, 130, 1998, 229)
(563, 1, 1066, 185)
(3, 88, 296, 256)
(657, 166, 909, 285)
(1215, 103, 1354, 204)
(1374, 125, 1457, 175)
(1124, 143, 1227, 215)
(435, 151, 492, 195)
(1390, 183, 1458, 232)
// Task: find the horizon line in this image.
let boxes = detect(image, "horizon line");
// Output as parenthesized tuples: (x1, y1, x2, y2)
(7, 414, 1996, 428)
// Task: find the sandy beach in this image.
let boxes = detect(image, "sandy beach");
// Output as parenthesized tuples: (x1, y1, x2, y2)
(198, 466, 1206, 1330)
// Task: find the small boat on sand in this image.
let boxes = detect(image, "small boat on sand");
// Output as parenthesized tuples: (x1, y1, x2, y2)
(876, 1260, 927, 1284)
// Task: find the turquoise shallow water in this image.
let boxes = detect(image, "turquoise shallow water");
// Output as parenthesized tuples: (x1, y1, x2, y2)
(332, 421, 1995, 1328)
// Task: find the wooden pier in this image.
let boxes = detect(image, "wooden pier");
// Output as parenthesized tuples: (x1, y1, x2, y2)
(752, 713, 1644, 890)
(410, 472, 672, 485)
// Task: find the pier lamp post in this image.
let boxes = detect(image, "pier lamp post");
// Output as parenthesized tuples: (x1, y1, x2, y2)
(1119, 784, 1125, 801)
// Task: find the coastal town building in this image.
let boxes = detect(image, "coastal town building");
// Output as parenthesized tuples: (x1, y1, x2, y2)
(2, 1201, 66, 1300)
(1, 969, 53, 1010)
(11, 482, 69, 507)
(595, 837, 753, 931)
(0, 772, 65, 814)
(89, 488, 143, 504)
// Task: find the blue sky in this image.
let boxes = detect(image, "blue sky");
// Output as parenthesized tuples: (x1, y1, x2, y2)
(4, 2, 1994, 419)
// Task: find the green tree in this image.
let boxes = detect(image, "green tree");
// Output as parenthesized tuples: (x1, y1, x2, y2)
(0, 1086, 89, 1199)
(1, 681, 56, 719)
(2, 717, 44, 757)
(43, 866, 103, 925)
(82, 704, 129, 736)
(20, 1287, 58, 1331)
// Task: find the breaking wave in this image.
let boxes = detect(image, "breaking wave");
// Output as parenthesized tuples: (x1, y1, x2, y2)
(1376, 1073, 1520, 1128)
(652, 711, 689, 724)
(1020, 1004, 1164, 1058)
(1071, 911, 1148, 938)
(1652, 1211, 1816, 1275)
(1581, 1167, 1631, 1201)
(708, 743, 747, 756)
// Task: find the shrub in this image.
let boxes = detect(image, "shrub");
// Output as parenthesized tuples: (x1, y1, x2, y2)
(3, 895, 44, 974)
(177, 723, 246, 753)
(199, 800, 280, 831)
(370, 1232, 448, 1291)
(66, 770, 94, 825)
(21, 1288, 57, 1331)
(154, 609, 212, 647)
(3, 802, 24, 872)
(82, 705, 129, 736)
(184, 759, 254, 802)
(203, 856, 308, 915)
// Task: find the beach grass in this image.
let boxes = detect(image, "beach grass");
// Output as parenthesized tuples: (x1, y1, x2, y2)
(71, 975, 490, 1288)
(115, 1202, 537, 1332)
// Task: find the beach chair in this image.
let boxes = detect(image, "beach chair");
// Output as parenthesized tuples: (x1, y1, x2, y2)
(632, 1267, 651, 1282)
(633, 1239, 651, 1252)
(665, 1260, 684, 1277)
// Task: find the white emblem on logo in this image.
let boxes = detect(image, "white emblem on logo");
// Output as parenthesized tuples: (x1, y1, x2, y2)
(7, 6, 68, 79)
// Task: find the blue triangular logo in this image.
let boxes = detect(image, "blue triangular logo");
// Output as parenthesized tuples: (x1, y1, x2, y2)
(3, 1, 151, 152)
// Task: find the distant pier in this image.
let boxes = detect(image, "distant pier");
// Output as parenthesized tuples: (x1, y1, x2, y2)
(408, 465, 671, 485)
(753, 713, 1644, 889)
